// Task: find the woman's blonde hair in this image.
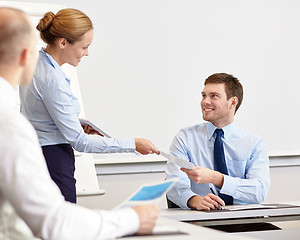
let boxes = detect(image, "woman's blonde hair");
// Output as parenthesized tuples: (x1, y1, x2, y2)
(36, 8, 93, 45)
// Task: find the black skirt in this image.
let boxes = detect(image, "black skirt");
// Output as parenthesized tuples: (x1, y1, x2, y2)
(42, 144, 76, 203)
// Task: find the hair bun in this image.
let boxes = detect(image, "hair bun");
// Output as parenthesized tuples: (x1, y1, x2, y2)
(36, 12, 55, 31)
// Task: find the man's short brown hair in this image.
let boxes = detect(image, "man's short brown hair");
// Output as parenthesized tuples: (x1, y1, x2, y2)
(204, 73, 243, 113)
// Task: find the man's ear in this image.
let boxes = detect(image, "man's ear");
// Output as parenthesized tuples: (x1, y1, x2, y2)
(58, 38, 67, 49)
(19, 48, 29, 66)
(230, 96, 238, 109)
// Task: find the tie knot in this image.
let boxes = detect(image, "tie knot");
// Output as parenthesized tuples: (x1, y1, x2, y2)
(215, 128, 224, 138)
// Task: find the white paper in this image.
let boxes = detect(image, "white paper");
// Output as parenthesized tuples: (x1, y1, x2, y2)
(160, 151, 195, 170)
(224, 204, 278, 211)
(79, 119, 111, 138)
(114, 178, 178, 209)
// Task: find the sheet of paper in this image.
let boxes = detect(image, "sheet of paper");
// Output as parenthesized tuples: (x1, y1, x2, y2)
(79, 119, 111, 138)
(160, 151, 195, 170)
(115, 178, 178, 209)
(224, 204, 278, 211)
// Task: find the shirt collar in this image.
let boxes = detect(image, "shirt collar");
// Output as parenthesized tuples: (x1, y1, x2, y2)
(39, 48, 70, 85)
(0, 76, 19, 110)
(207, 121, 236, 141)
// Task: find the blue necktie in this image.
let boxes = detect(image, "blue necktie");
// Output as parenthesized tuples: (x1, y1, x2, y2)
(214, 129, 233, 205)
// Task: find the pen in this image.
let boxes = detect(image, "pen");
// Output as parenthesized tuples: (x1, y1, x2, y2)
(209, 185, 224, 210)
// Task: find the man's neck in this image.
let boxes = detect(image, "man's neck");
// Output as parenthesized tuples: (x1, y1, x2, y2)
(211, 119, 234, 129)
(0, 67, 21, 89)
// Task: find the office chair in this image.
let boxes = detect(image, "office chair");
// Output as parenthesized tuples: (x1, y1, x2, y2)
(166, 197, 180, 208)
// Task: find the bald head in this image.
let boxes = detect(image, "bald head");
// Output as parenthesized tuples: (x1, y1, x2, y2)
(0, 7, 34, 65)
(0, 7, 37, 87)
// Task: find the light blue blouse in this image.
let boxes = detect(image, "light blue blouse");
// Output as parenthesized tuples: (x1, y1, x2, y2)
(166, 122, 270, 208)
(19, 49, 135, 153)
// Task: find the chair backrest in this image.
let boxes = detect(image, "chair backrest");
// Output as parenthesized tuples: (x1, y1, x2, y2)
(166, 197, 180, 208)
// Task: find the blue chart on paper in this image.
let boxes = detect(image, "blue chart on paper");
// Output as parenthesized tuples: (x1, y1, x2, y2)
(129, 181, 174, 201)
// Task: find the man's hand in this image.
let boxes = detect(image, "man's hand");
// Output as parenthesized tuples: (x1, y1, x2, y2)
(132, 205, 159, 235)
(181, 166, 224, 188)
(188, 194, 225, 211)
(135, 138, 159, 155)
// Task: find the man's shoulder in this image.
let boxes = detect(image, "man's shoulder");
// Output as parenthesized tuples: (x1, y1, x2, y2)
(233, 125, 264, 143)
(178, 122, 207, 133)
(0, 106, 18, 122)
(176, 123, 208, 140)
(0, 107, 37, 140)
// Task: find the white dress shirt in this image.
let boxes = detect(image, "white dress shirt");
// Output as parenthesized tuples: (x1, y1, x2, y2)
(0, 77, 139, 240)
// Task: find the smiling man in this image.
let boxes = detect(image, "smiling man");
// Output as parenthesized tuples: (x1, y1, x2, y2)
(165, 73, 270, 212)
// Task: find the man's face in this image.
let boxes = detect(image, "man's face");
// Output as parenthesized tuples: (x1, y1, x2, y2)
(200, 83, 236, 128)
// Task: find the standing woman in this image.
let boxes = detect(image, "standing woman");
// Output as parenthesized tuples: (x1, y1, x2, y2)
(20, 9, 159, 204)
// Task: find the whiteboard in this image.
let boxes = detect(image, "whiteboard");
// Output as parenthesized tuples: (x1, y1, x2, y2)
(71, 0, 300, 157)
(0, 1, 102, 195)
(11, 0, 300, 157)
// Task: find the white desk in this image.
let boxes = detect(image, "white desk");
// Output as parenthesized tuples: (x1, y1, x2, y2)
(232, 228, 300, 240)
(122, 217, 258, 240)
(119, 204, 300, 239)
(160, 203, 300, 227)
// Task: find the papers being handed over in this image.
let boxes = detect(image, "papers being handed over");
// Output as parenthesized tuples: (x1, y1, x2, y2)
(115, 178, 178, 209)
(79, 119, 111, 138)
(160, 151, 195, 170)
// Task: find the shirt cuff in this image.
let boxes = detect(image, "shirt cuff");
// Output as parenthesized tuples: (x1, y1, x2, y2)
(114, 208, 139, 237)
(181, 190, 197, 209)
(220, 174, 237, 197)
(118, 138, 136, 151)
